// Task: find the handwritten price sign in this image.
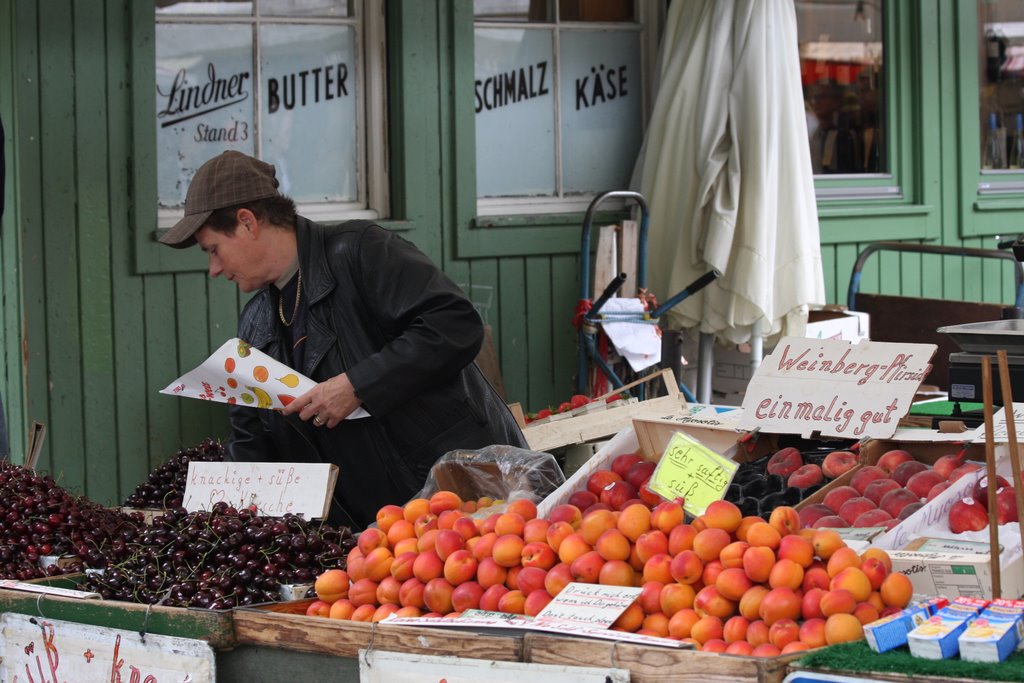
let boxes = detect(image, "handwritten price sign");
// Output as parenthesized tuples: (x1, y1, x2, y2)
(648, 432, 738, 517)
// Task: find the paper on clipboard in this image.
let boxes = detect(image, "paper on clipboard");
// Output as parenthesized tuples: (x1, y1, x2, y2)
(161, 338, 369, 419)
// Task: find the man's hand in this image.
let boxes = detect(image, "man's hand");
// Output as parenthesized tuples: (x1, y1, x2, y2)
(282, 372, 362, 428)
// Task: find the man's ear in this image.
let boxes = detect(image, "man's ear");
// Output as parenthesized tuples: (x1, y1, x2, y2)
(236, 208, 259, 238)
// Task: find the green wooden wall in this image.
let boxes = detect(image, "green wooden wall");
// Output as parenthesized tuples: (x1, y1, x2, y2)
(0, 0, 1020, 506)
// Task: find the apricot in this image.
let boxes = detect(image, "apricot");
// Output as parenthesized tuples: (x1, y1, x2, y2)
(642, 553, 675, 584)
(507, 498, 538, 521)
(670, 549, 704, 585)
(667, 524, 698, 555)
(782, 640, 811, 654)
(751, 643, 782, 658)
(745, 618, 770, 646)
(811, 529, 844, 560)
(758, 587, 801, 625)
(853, 601, 880, 625)
(429, 490, 463, 516)
(701, 638, 729, 653)
(798, 617, 827, 648)
(393, 537, 419, 557)
(725, 640, 755, 656)
(694, 585, 737, 619)
(826, 546, 861, 578)
(768, 558, 804, 591)
(824, 612, 864, 645)
(738, 585, 769, 621)
(390, 551, 418, 582)
(494, 512, 526, 537)
(777, 534, 815, 568)
(769, 618, 800, 649)
(492, 534, 526, 568)
(703, 499, 743, 532)
(547, 503, 584, 528)
(314, 568, 350, 603)
(595, 528, 632, 562)
(802, 566, 831, 592)
(348, 603, 376, 622)
(745, 521, 782, 550)
(667, 607, 700, 639)
(398, 577, 426, 608)
(363, 546, 395, 582)
(478, 584, 508, 612)
(617, 503, 652, 541)
(599, 559, 637, 587)
(723, 614, 750, 643)
(402, 498, 430, 523)
(328, 598, 356, 620)
(613, 601, 645, 632)
(660, 582, 697, 616)
(349, 577, 380, 607)
(305, 599, 331, 618)
(831, 566, 872, 602)
(642, 612, 671, 638)
(544, 562, 573, 597)
(522, 518, 550, 544)
(716, 567, 754, 601)
(650, 500, 685, 534)
(497, 589, 526, 615)
(690, 614, 724, 645)
(861, 546, 893, 571)
(801, 587, 826, 620)
(879, 572, 913, 608)
(469, 531, 498, 561)
(638, 580, 665, 614)
(735, 515, 764, 542)
(819, 588, 857, 616)
(634, 529, 669, 563)
(693, 527, 732, 561)
(742, 545, 776, 584)
(580, 508, 618, 545)
(719, 540, 750, 569)
(701, 558, 725, 587)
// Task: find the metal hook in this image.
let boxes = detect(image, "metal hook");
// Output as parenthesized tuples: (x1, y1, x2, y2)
(35, 592, 46, 619)
(362, 621, 378, 668)
(139, 601, 154, 642)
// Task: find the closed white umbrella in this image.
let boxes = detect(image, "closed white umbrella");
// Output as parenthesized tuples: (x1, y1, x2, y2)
(634, 0, 825, 347)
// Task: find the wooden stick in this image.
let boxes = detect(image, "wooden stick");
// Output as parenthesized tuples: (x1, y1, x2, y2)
(981, 355, 1002, 599)
(996, 350, 1024, 557)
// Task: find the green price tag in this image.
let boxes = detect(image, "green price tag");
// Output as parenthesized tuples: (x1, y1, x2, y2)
(648, 431, 738, 517)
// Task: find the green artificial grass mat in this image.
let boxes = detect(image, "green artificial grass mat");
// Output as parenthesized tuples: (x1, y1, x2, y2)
(908, 401, 984, 417)
(796, 641, 1024, 681)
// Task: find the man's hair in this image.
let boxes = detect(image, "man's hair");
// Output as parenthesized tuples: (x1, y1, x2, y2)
(205, 195, 298, 235)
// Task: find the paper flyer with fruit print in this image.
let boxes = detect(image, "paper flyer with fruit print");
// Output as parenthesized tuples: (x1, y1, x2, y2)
(161, 337, 369, 419)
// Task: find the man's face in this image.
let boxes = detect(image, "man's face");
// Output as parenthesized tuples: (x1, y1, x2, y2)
(195, 223, 271, 293)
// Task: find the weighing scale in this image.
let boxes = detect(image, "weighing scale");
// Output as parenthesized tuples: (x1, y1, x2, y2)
(937, 318, 1024, 423)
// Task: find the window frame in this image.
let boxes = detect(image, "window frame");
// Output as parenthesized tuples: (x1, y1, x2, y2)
(136, 0, 390, 274)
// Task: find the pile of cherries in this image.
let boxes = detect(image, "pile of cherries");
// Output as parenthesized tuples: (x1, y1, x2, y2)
(0, 461, 142, 580)
(79, 502, 355, 609)
(123, 438, 226, 509)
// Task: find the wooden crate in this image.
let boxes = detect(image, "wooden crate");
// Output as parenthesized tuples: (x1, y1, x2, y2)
(234, 599, 525, 661)
(0, 584, 235, 649)
(524, 632, 803, 683)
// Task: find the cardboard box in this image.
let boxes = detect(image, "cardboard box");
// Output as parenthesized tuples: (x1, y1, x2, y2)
(907, 596, 989, 660)
(864, 597, 948, 653)
(958, 598, 1024, 663)
(886, 548, 1024, 601)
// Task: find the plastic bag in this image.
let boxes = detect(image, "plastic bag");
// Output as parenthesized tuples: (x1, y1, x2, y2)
(412, 445, 565, 506)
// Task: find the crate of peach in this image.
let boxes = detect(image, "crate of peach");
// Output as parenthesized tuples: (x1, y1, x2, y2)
(246, 483, 917, 677)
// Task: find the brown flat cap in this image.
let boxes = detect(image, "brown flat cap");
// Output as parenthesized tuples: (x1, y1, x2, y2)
(159, 150, 280, 248)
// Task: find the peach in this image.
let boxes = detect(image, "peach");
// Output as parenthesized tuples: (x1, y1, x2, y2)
(768, 558, 804, 591)
(520, 541, 557, 570)
(349, 577, 380, 607)
(600, 480, 638, 510)
(726, 640, 755, 656)
(586, 469, 623, 497)
(497, 589, 526, 614)
(826, 546, 861, 578)
(492, 534, 526, 568)
(716, 567, 754, 601)
(742, 545, 776, 584)
(798, 504, 835, 529)
(788, 464, 824, 489)
(613, 601, 645, 632)
(443, 549, 478, 585)
(926, 481, 951, 502)
(412, 550, 444, 583)
(824, 613, 864, 645)
(517, 566, 548, 595)
(599, 559, 637, 587)
(850, 466, 889, 495)
(690, 615, 725, 644)
(625, 460, 657, 490)
(880, 572, 913, 608)
(879, 487, 920, 518)
(476, 557, 508, 589)
(523, 588, 554, 616)
(822, 450, 858, 479)
(769, 505, 802, 537)
(876, 449, 914, 473)
(891, 460, 929, 487)
(611, 452, 645, 478)
(544, 562, 573, 597)
(650, 501, 686, 535)
(852, 509, 894, 528)
(758, 587, 801, 625)
(745, 521, 782, 550)
(451, 581, 484, 612)
(798, 617, 827, 648)
(838, 497, 876, 526)
(478, 584, 508, 611)
(398, 577, 426, 608)
(720, 541, 750, 569)
(863, 478, 902, 505)
(667, 607, 700, 639)
(722, 614, 750, 643)
(434, 529, 466, 561)
(769, 618, 800, 649)
(819, 588, 857, 616)
(692, 527, 731, 561)
(823, 485, 861, 513)
(766, 447, 803, 477)
(634, 529, 669, 563)
(429, 490, 463, 516)
(638, 483, 664, 508)
(777, 534, 815, 568)
(660, 582, 697, 615)
(617, 503, 652, 541)
(801, 587, 826, 620)
(328, 598, 356, 620)
(522, 518, 550, 544)
(812, 515, 848, 529)
(949, 462, 982, 481)
(570, 550, 606, 583)
(667, 523, 698, 555)
(738, 585, 769, 621)
(557, 532, 592, 565)
(641, 553, 674, 584)
(670, 549, 704, 584)
(746, 618, 770, 646)
(703, 499, 742, 532)
(639, 580, 666, 614)
(907, 469, 945, 499)
(548, 503, 584, 528)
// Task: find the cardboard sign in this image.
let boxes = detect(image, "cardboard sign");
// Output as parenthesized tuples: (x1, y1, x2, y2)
(534, 582, 641, 628)
(0, 613, 215, 682)
(360, 649, 629, 683)
(739, 337, 936, 439)
(648, 431, 738, 517)
(183, 462, 338, 519)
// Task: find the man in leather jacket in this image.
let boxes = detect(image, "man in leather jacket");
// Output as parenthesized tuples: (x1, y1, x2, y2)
(160, 151, 527, 529)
